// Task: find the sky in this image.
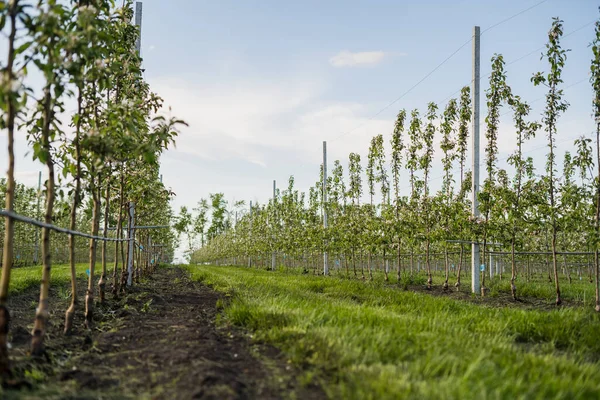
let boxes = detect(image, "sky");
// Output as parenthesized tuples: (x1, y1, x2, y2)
(1, 0, 599, 261)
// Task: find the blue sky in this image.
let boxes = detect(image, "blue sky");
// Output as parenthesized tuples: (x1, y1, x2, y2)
(140, 0, 597, 208)
(1, 0, 599, 260)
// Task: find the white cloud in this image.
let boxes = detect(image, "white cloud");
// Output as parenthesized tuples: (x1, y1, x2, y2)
(147, 74, 402, 213)
(150, 75, 398, 171)
(329, 50, 389, 68)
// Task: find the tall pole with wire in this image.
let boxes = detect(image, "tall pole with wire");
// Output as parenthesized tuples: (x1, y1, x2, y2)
(471, 26, 481, 295)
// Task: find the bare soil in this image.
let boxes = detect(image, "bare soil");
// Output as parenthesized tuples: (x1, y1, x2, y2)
(2, 267, 325, 400)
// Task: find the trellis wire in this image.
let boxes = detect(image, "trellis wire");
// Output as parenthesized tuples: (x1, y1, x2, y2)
(0, 209, 129, 243)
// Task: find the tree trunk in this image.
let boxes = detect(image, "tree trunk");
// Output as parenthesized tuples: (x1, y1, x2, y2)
(64, 89, 83, 335)
(442, 248, 449, 291)
(397, 241, 402, 282)
(383, 248, 388, 282)
(98, 178, 110, 303)
(552, 229, 561, 305)
(426, 238, 432, 289)
(85, 178, 101, 329)
(120, 206, 130, 291)
(0, 1, 18, 374)
(455, 244, 464, 291)
(31, 80, 56, 357)
(112, 171, 124, 297)
(510, 239, 517, 300)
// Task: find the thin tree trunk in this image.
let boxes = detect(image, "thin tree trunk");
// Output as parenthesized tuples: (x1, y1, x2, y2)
(552, 229, 561, 305)
(443, 248, 449, 290)
(98, 177, 110, 303)
(120, 204, 130, 291)
(511, 239, 517, 300)
(426, 238, 432, 289)
(64, 89, 83, 335)
(112, 170, 124, 296)
(397, 241, 402, 282)
(481, 236, 488, 296)
(85, 178, 101, 329)
(0, 1, 19, 374)
(455, 244, 464, 291)
(345, 252, 349, 277)
(360, 249, 364, 280)
(31, 77, 56, 357)
(383, 248, 388, 282)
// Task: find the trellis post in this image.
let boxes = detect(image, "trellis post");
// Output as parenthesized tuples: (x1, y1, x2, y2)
(471, 25, 481, 295)
(323, 141, 329, 276)
(272, 181, 276, 271)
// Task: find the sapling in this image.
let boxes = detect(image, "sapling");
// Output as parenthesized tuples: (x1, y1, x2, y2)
(455, 87, 471, 290)
(506, 95, 539, 300)
(348, 152, 362, 278)
(406, 110, 422, 276)
(481, 54, 510, 296)
(27, 0, 71, 356)
(421, 102, 437, 289)
(391, 109, 406, 281)
(366, 137, 379, 280)
(440, 99, 458, 290)
(532, 17, 570, 306)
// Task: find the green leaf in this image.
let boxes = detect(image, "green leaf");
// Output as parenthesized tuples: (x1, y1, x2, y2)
(15, 41, 32, 56)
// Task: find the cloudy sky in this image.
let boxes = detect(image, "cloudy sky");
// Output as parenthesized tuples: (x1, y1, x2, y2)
(147, 0, 596, 209)
(1, 0, 599, 260)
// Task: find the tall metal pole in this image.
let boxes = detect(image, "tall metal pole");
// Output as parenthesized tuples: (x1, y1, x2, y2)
(134, 2, 143, 55)
(272, 180, 276, 271)
(248, 201, 252, 268)
(471, 26, 481, 295)
(33, 171, 41, 264)
(323, 141, 329, 276)
(127, 202, 135, 286)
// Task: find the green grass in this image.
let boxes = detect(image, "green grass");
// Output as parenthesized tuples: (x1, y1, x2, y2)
(9, 263, 90, 294)
(324, 265, 598, 306)
(487, 275, 597, 304)
(187, 265, 600, 400)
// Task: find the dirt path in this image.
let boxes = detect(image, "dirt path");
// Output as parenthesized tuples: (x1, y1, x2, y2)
(4, 267, 324, 400)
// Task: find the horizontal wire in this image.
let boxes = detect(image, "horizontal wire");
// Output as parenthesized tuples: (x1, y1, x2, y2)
(331, 0, 555, 143)
(1, 208, 130, 242)
(438, 20, 595, 107)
